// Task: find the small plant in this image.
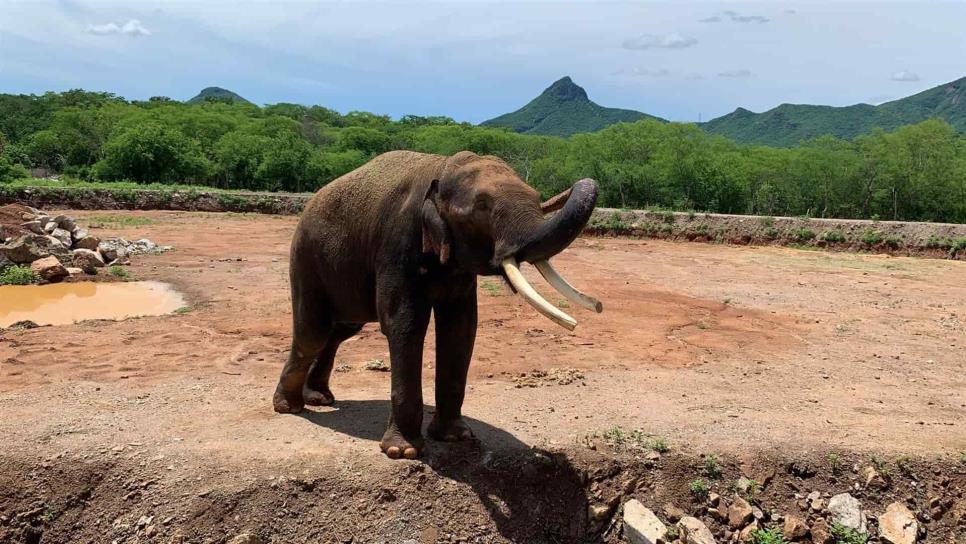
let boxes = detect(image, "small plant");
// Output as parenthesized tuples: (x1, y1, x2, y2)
(480, 279, 505, 296)
(604, 213, 629, 232)
(792, 228, 816, 242)
(883, 234, 903, 249)
(173, 306, 192, 314)
(687, 210, 696, 221)
(657, 210, 675, 224)
(744, 479, 761, 498)
(689, 478, 709, 501)
(860, 229, 884, 246)
(750, 528, 786, 544)
(557, 299, 571, 309)
(665, 525, 679, 541)
(819, 230, 846, 243)
(650, 437, 670, 453)
(722, 297, 732, 305)
(87, 215, 155, 228)
(959, 451, 966, 465)
(830, 522, 868, 544)
(0, 265, 38, 285)
(696, 321, 709, 330)
(108, 265, 129, 278)
(870, 454, 892, 478)
(827, 452, 843, 474)
(761, 227, 779, 240)
(758, 216, 775, 228)
(924, 236, 952, 249)
(703, 454, 723, 479)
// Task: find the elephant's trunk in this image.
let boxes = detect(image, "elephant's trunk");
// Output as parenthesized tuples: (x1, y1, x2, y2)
(514, 178, 598, 264)
(498, 178, 603, 331)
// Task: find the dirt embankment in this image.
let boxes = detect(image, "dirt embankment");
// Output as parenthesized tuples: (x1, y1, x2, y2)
(3, 187, 964, 258)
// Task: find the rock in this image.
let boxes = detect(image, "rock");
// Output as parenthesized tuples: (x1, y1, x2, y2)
(878, 502, 917, 544)
(128, 238, 157, 255)
(227, 535, 263, 544)
(663, 503, 686, 523)
(806, 491, 824, 512)
(20, 221, 45, 235)
(0, 234, 68, 263)
(735, 477, 755, 495)
(589, 503, 611, 521)
(827, 493, 867, 533)
(677, 516, 716, 544)
(708, 507, 727, 523)
(0, 253, 12, 271)
(783, 515, 809, 541)
(98, 239, 129, 262)
(810, 519, 832, 544)
(708, 493, 721, 507)
(863, 466, 887, 489)
(73, 235, 101, 251)
(66, 267, 84, 276)
(43, 221, 57, 234)
(51, 228, 72, 248)
(71, 248, 105, 274)
(729, 495, 755, 529)
(56, 215, 77, 232)
(738, 520, 758, 542)
(623, 500, 667, 544)
(72, 227, 89, 241)
(30, 255, 68, 282)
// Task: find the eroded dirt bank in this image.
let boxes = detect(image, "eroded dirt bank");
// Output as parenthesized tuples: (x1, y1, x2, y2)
(1, 210, 964, 543)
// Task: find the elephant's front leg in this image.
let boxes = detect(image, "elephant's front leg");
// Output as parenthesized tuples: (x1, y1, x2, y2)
(378, 283, 431, 459)
(428, 278, 477, 442)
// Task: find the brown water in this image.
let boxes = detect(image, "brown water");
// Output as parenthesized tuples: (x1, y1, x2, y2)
(0, 281, 186, 327)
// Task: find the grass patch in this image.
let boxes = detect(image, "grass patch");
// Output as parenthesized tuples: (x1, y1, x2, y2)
(173, 306, 192, 314)
(758, 216, 775, 228)
(108, 265, 129, 278)
(480, 279, 506, 296)
(830, 522, 868, 544)
(598, 426, 670, 455)
(87, 215, 156, 228)
(1, 177, 227, 193)
(750, 528, 786, 544)
(0, 265, 38, 285)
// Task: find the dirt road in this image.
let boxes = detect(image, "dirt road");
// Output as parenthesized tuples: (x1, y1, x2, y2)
(1, 211, 964, 543)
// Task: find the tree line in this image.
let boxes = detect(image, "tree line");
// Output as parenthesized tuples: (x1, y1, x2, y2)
(1, 90, 964, 223)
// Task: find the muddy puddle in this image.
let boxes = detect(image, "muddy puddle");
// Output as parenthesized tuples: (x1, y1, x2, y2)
(0, 281, 186, 327)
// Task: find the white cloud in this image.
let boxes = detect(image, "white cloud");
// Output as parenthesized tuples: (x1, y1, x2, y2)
(890, 70, 919, 82)
(622, 33, 697, 50)
(718, 69, 753, 79)
(704, 10, 770, 24)
(84, 19, 151, 37)
(615, 67, 672, 78)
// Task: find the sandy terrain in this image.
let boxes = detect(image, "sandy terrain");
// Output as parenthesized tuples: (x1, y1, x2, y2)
(1, 210, 964, 543)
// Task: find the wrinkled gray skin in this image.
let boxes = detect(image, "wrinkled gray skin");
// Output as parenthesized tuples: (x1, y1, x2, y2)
(273, 150, 597, 459)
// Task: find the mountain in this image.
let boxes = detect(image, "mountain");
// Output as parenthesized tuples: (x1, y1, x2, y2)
(187, 87, 252, 105)
(481, 76, 666, 137)
(703, 76, 966, 146)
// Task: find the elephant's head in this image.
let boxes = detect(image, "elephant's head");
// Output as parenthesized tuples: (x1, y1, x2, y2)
(421, 152, 602, 331)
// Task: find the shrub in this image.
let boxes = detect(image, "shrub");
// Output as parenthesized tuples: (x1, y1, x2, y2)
(703, 454, 723, 479)
(758, 216, 775, 227)
(689, 479, 709, 501)
(0, 265, 38, 285)
(820, 230, 846, 243)
(750, 528, 786, 544)
(108, 265, 129, 278)
(761, 227, 780, 240)
(792, 228, 816, 242)
(830, 522, 868, 544)
(0, 157, 30, 182)
(861, 229, 884, 246)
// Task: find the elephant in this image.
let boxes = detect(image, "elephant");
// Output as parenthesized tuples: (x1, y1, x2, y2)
(273, 150, 602, 459)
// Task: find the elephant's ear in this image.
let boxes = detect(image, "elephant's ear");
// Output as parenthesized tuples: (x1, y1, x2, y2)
(421, 179, 451, 264)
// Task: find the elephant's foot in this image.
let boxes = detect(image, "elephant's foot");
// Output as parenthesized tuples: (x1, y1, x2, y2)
(272, 385, 305, 414)
(380, 425, 424, 460)
(302, 385, 335, 406)
(428, 415, 475, 442)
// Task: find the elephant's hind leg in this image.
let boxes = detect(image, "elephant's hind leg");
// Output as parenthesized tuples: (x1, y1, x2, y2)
(274, 287, 332, 414)
(303, 323, 363, 406)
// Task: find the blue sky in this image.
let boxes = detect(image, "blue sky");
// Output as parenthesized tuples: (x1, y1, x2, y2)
(1, 1, 965, 123)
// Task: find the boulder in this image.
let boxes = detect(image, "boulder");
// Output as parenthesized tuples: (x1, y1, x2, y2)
(51, 227, 72, 248)
(73, 234, 101, 252)
(98, 239, 129, 262)
(65, 267, 84, 276)
(827, 493, 867, 533)
(56, 215, 77, 232)
(878, 502, 917, 544)
(738, 520, 758, 542)
(677, 516, 716, 544)
(729, 495, 755, 529)
(30, 255, 68, 282)
(71, 227, 90, 241)
(783, 515, 809, 541)
(20, 221, 45, 235)
(43, 221, 57, 234)
(623, 500, 667, 544)
(0, 234, 67, 264)
(71, 248, 105, 274)
(810, 519, 832, 544)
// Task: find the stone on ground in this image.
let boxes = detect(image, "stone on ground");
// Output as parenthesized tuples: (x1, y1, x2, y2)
(71, 248, 105, 274)
(226, 535, 263, 544)
(1, 234, 68, 263)
(728, 495, 755, 529)
(623, 499, 667, 544)
(73, 234, 101, 251)
(677, 516, 716, 544)
(810, 518, 832, 544)
(827, 493, 867, 533)
(878, 502, 918, 544)
(51, 227, 72, 247)
(783, 515, 809, 541)
(66, 267, 84, 276)
(30, 255, 68, 282)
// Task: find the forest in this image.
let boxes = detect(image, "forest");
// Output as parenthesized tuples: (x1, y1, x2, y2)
(1, 89, 964, 223)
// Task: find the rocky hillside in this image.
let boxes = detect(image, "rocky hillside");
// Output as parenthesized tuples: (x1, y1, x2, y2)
(481, 77, 666, 137)
(186, 86, 252, 105)
(703, 76, 966, 146)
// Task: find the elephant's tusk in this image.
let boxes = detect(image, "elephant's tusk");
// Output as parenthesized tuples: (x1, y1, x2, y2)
(501, 258, 577, 331)
(534, 260, 603, 313)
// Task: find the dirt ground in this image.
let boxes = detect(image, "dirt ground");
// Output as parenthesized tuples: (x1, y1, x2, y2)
(1, 210, 964, 543)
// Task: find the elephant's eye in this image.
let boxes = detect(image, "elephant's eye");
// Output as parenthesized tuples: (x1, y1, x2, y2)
(473, 196, 492, 212)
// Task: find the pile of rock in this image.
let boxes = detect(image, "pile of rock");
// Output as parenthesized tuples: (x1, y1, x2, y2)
(0, 205, 170, 283)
